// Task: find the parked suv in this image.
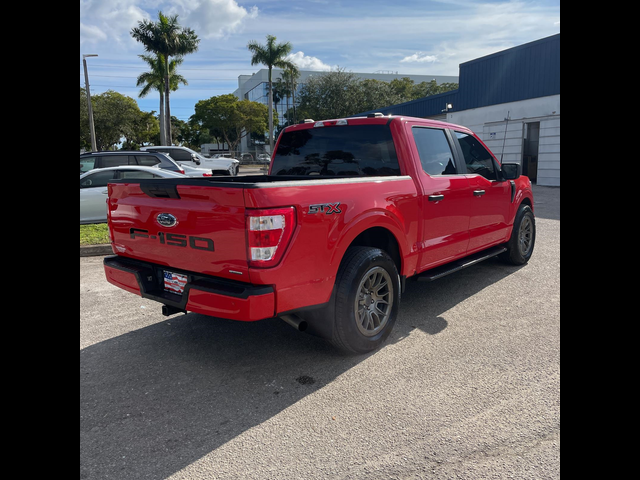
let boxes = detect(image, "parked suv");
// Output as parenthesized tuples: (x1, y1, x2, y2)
(80, 151, 185, 175)
(141, 146, 239, 176)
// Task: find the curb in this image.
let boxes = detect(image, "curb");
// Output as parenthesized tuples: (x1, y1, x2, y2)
(81, 244, 113, 257)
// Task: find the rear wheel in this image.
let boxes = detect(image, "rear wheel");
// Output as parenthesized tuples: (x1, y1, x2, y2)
(331, 247, 400, 354)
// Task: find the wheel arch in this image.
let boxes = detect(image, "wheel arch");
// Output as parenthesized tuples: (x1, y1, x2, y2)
(349, 227, 402, 275)
(331, 214, 409, 280)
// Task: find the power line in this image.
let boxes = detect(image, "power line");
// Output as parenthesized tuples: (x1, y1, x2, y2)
(83, 83, 235, 91)
(82, 62, 251, 72)
(80, 73, 239, 81)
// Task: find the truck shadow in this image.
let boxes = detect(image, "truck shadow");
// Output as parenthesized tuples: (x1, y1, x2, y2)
(80, 258, 522, 479)
(388, 257, 525, 344)
(80, 312, 360, 479)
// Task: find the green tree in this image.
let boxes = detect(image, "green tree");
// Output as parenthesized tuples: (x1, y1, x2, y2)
(297, 68, 363, 120)
(281, 65, 300, 124)
(246, 35, 295, 154)
(411, 80, 458, 99)
(296, 72, 459, 119)
(388, 77, 416, 102)
(131, 11, 199, 145)
(191, 94, 270, 154)
(80, 87, 90, 151)
(136, 54, 187, 145)
(81, 90, 141, 150)
(274, 64, 301, 130)
(358, 79, 402, 114)
(272, 76, 288, 137)
(121, 110, 160, 149)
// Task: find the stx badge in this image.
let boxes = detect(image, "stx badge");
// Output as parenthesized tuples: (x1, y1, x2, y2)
(308, 202, 342, 214)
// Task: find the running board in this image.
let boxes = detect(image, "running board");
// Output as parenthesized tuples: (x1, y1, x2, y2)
(416, 246, 507, 282)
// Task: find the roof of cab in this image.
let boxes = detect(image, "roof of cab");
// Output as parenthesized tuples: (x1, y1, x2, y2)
(283, 114, 471, 134)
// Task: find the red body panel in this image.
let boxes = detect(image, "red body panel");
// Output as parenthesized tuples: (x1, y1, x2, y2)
(104, 115, 533, 322)
(185, 288, 274, 321)
(243, 176, 419, 313)
(108, 183, 249, 281)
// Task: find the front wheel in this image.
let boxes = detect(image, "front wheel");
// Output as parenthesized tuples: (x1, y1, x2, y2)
(331, 247, 400, 354)
(501, 204, 536, 265)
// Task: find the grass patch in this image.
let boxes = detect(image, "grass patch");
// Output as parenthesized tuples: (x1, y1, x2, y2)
(80, 223, 109, 245)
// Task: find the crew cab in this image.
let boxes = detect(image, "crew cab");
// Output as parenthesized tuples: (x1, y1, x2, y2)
(104, 115, 535, 353)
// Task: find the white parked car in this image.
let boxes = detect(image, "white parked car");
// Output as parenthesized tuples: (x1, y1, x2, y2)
(141, 146, 239, 176)
(80, 166, 185, 224)
(177, 162, 219, 177)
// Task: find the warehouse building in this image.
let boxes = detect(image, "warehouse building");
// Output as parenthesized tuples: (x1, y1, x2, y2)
(358, 34, 560, 186)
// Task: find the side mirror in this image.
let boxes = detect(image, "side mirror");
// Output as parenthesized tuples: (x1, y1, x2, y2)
(501, 162, 521, 180)
(191, 153, 201, 165)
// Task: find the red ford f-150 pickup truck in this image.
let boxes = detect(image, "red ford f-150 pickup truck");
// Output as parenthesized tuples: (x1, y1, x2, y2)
(104, 114, 535, 353)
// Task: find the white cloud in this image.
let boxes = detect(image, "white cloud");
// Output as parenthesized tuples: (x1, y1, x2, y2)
(80, 22, 108, 44)
(400, 53, 438, 64)
(79, 0, 258, 48)
(181, 0, 258, 39)
(80, 1, 149, 45)
(286, 51, 334, 71)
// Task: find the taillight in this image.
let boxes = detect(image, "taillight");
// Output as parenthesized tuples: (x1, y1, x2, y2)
(246, 207, 296, 268)
(178, 169, 185, 175)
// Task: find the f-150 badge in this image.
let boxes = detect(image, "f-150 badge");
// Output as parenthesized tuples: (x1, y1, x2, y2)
(308, 202, 342, 214)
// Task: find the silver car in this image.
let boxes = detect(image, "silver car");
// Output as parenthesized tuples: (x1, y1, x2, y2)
(80, 166, 185, 224)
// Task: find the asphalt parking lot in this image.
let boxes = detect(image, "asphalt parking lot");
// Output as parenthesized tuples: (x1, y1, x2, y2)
(80, 185, 560, 479)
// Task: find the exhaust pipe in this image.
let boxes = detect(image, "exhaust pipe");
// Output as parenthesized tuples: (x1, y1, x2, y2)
(162, 305, 186, 316)
(281, 314, 308, 332)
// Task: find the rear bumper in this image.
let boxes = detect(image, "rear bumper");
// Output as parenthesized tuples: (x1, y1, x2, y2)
(103, 255, 275, 321)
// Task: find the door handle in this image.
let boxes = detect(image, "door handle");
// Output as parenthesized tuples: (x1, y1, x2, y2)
(428, 194, 444, 202)
(473, 190, 486, 197)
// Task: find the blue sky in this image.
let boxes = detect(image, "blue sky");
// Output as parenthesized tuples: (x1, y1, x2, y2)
(80, 0, 560, 121)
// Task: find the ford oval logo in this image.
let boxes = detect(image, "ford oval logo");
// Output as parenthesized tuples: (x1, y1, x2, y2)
(157, 213, 178, 228)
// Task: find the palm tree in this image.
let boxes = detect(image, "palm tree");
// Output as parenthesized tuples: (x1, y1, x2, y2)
(281, 65, 300, 125)
(247, 35, 295, 153)
(131, 11, 199, 145)
(136, 54, 188, 145)
(272, 78, 286, 125)
(136, 55, 166, 145)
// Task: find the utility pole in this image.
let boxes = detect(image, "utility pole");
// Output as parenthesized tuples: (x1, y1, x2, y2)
(82, 54, 98, 151)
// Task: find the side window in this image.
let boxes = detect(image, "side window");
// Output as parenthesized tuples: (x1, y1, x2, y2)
(101, 155, 134, 168)
(80, 170, 116, 188)
(411, 127, 458, 176)
(80, 157, 95, 174)
(118, 170, 160, 180)
(135, 155, 160, 167)
(167, 149, 190, 162)
(455, 132, 497, 181)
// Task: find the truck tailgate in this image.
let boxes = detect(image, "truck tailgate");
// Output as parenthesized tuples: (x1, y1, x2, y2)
(108, 180, 249, 281)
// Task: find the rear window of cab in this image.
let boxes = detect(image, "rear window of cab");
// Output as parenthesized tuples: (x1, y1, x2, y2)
(272, 124, 400, 177)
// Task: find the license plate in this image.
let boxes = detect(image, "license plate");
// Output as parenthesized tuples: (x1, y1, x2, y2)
(163, 270, 187, 295)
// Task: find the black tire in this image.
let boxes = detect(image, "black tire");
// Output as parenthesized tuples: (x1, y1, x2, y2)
(501, 204, 535, 265)
(331, 247, 400, 354)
